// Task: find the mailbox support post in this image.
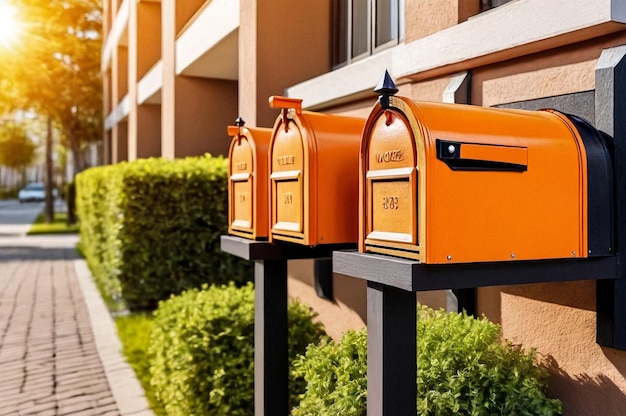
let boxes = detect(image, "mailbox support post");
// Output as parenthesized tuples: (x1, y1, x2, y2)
(367, 282, 417, 416)
(221, 236, 356, 416)
(595, 45, 626, 350)
(254, 259, 288, 416)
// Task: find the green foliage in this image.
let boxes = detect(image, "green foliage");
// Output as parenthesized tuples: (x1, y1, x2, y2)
(75, 155, 253, 310)
(417, 307, 561, 415)
(27, 211, 79, 235)
(148, 283, 327, 416)
(292, 306, 562, 416)
(115, 313, 166, 416)
(291, 330, 367, 416)
(0, 122, 36, 169)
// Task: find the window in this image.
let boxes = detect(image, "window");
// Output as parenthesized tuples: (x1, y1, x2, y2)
(332, 0, 403, 68)
(480, 0, 515, 12)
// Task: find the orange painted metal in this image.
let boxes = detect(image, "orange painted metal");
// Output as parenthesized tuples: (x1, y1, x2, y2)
(227, 123, 272, 240)
(268, 96, 365, 246)
(359, 96, 589, 264)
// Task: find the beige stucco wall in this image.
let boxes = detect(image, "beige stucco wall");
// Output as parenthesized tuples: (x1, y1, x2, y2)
(134, 105, 161, 158)
(404, 0, 478, 42)
(171, 77, 237, 158)
(137, 2, 161, 79)
(175, 0, 206, 35)
(480, 283, 626, 414)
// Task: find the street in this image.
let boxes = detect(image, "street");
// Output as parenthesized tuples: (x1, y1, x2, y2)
(0, 199, 44, 237)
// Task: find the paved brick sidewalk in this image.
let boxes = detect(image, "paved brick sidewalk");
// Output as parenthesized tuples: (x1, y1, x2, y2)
(0, 235, 153, 416)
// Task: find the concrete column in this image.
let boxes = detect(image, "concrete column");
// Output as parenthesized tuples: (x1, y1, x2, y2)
(161, 0, 176, 159)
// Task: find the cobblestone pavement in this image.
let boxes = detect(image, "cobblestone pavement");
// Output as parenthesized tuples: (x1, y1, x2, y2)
(0, 204, 153, 416)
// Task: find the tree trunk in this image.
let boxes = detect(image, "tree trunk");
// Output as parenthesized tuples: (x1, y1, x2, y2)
(64, 117, 85, 174)
(44, 116, 54, 224)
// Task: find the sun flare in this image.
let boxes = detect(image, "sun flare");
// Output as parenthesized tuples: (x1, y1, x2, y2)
(0, 1, 20, 47)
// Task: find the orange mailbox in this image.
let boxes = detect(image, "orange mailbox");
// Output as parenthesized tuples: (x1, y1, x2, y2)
(227, 118, 272, 240)
(268, 96, 365, 246)
(360, 78, 613, 264)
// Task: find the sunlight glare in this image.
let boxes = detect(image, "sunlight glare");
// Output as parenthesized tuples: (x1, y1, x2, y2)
(0, 1, 19, 48)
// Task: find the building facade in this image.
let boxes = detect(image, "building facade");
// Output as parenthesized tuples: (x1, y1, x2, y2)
(102, 0, 626, 413)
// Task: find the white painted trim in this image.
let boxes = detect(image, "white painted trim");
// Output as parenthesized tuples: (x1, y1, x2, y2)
(175, 0, 240, 75)
(101, 0, 130, 72)
(138, 60, 163, 105)
(104, 94, 131, 130)
(287, 0, 626, 110)
(393, 0, 623, 78)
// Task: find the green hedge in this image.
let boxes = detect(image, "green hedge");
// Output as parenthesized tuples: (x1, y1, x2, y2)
(75, 155, 252, 310)
(292, 306, 562, 416)
(149, 283, 327, 416)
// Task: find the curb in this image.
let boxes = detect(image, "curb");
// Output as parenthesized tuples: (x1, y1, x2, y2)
(73, 259, 155, 416)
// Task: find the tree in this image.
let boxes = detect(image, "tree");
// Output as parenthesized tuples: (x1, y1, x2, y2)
(0, 0, 102, 219)
(16, 0, 103, 174)
(0, 121, 36, 183)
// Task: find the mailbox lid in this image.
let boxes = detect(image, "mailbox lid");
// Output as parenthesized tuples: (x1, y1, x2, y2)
(228, 125, 272, 239)
(417, 99, 587, 263)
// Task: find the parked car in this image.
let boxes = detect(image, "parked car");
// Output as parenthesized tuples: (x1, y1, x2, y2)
(18, 182, 56, 203)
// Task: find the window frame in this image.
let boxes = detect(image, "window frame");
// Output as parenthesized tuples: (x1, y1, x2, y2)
(332, 0, 403, 69)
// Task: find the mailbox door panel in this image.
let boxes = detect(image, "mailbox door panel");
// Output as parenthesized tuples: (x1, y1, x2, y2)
(271, 126, 305, 242)
(364, 112, 420, 258)
(229, 137, 255, 236)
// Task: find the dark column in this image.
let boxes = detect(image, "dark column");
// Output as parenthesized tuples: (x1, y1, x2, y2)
(254, 260, 288, 416)
(595, 45, 626, 350)
(367, 282, 417, 416)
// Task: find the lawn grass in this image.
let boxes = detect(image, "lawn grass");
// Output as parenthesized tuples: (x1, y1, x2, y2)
(115, 313, 166, 416)
(27, 211, 79, 235)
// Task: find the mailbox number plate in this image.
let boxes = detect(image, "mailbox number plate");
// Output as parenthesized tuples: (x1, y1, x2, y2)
(367, 167, 417, 243)
(272, 170, 303, 232)
(231, 173, 252, 230)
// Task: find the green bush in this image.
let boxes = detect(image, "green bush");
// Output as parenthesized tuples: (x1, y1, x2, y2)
(149, 283, 327, 416)
(75, 155, 252, 310)
(292, 306, 562, 416)
(291, 330, 367, 416)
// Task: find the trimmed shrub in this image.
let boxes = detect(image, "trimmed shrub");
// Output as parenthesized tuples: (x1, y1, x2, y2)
(292, 306, 562, 416)
(149, 283, 327, 416)
(75, 155, 252, 310)
(291, 330, 367, 416)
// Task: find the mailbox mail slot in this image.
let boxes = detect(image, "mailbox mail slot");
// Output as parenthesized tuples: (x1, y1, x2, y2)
(227, 119, 272, 240)
(360, 84, 613, 264)
(269, 96, 365, 245)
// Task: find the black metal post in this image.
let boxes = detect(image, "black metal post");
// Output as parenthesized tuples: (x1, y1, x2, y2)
(221, 236, 356, 415)
(367, 282, 417, 416)
(595, 45, 626, 350)
(254, 260, 288, 416)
